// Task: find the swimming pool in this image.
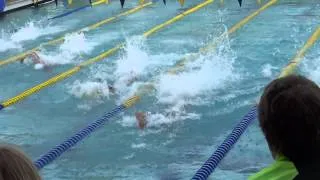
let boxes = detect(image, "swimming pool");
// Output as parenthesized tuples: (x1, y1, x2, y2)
(0, 0, 319, 179)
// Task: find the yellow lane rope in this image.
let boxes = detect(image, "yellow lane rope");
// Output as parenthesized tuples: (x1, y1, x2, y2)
(279, 26, 320, 78)
(0, 0, 215, 109)
(167, 0, 278, 74)
(0, 2, 153, 67)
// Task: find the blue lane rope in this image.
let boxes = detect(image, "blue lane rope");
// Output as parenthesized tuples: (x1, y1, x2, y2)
(0, 0, 5, 12)
(191, 106, 258, 180)
(48, 5, 91, 20)
(33, 104, 126, 169)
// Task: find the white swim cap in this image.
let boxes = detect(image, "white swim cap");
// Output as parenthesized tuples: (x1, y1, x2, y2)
(34, 63, 44, 70)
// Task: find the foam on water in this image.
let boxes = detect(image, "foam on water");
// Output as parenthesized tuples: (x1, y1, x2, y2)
(0, 38, 21, 52)
(131, 143, 147, 149)
(0, 20, 63, 52)
(115, 34, 238, 129)
(21, 51, 74, 70)
(68, 79, 111, 99)
(25, 32, 99, 70)
(261, 63, 278, 78)
(156, 53, 237, 104)
(119, 100, 200, 130)
(59, 32, 97, 55)
(64, 36, 155, 110)
(302, 56, 320, 85)
(112, 36, 156, 99)
(34, 31, 120, 71)
(10, 21, 63, 42)
(67, 79, 112, 110)
(115, 36, 151, 77)
(76, 36, 183, 106)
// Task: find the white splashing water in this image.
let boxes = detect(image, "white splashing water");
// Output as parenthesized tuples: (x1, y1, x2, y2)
(302, 57, 320, 85)
(21, 51, 74, 70)
(0, 38, 21, 52)
(156, 53, 237, 104)
(0, 21, 63, 52)
(119, 100, 200, 129)
(131, 143, 146, 149)
(59, 32, 97, 55)
(64, 34, 130, 107)
(154, 25, 237, 105)
(112, 36, 153, 97)
(115, 36, 151, 76)
(261, 64, 277, 78)
(50, 31, 119, 66)
(119, 111, 200, 129)
(11, 21, 63, 42)
(68, 80, 111, 99)
(27, 32, 98, 69)
(38, 52, 73, 66)
(117, 33, 237, 128)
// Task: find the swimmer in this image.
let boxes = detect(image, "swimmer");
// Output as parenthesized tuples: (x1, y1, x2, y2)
(134, 110, 179, 130)
(99, 71, 139, 95)
(108, 85, 116, 94)
(116, 70, 138, 87)
(20, 51, 50, 71)
(20, 52, 43, 64)
(10, 28, 18, 34)
(126, 71, 138, 86)
(95, 78, 116, 94)
(135, 112, 149, 130)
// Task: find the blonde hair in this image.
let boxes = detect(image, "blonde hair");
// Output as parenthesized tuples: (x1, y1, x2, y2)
(0, 144, 41, 180)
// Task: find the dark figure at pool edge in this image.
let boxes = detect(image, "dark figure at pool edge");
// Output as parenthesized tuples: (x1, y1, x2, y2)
(0, 144, 41, 180)
(250, 75, 320, 180)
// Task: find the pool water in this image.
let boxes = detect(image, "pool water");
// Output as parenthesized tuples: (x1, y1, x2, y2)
(0, 0, 319, 179)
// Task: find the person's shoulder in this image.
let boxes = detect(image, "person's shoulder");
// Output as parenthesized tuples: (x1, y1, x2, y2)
(249, 156, 297, 180)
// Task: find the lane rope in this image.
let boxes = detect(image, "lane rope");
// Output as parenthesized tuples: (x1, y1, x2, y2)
(191, 26, 320, 180)
(49, 5, 91, 20)
(0, 2, 153, 67)
(34, 96, 140, 169)
(0, 0, 215, 111)
(167, 0, 278, 74)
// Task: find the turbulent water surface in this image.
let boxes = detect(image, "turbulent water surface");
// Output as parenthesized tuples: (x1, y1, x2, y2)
(0, 0, 319, 179)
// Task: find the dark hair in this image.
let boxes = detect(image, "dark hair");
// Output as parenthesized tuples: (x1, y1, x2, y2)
(258, 75, 320, 164)
(0, 144, 41, 180)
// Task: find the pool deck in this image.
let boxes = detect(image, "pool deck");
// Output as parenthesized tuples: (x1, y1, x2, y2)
(2, 0, 54, 14)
